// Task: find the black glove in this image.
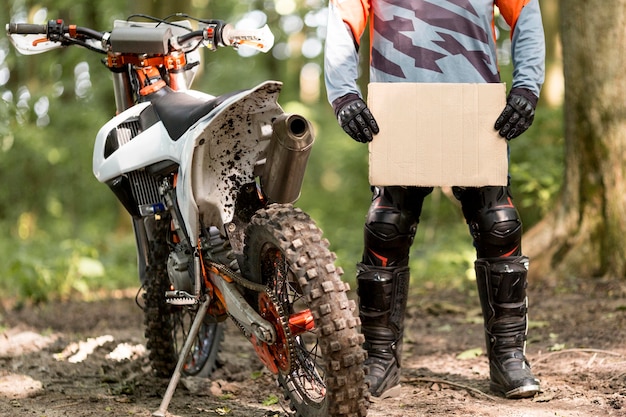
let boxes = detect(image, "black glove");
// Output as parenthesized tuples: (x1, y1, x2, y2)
(332, 93, 379, 143)
(494, 88, 538, 140)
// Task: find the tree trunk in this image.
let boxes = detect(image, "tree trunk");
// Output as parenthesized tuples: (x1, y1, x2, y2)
(524, 1, 626, 282)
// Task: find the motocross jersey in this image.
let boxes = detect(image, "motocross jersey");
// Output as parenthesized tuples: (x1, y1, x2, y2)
(324, 0, 545, 105)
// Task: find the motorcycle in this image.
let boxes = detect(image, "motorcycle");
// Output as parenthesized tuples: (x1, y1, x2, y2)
(7, 14, 369, 417)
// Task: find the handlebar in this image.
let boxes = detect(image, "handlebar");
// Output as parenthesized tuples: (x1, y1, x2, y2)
(7, 19, 106, 55)
(7, 17, 274, 55)
(7, 20, 105, 41)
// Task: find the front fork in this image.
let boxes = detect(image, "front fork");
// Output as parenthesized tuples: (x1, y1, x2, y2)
(112, 70, 134, 113)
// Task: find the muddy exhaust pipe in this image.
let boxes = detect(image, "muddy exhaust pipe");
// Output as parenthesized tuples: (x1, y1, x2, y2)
(261, 113, 314, 204)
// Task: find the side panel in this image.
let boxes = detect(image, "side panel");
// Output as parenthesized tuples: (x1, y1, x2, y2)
(178, 81, 285, 244)
(93, 102, 185, 182)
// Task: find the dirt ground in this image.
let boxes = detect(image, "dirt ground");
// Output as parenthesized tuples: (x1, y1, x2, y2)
(1, 277, 625, 417)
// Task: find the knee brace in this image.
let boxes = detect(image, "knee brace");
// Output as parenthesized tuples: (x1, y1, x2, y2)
(362, 187, 429, 266)
(456, 186, 523, 258)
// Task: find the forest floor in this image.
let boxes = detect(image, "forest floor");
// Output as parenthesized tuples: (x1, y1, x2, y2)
(1, 277, 625, 417)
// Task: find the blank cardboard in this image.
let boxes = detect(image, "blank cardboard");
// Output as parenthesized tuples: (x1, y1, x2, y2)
(367, 83, 508, 187)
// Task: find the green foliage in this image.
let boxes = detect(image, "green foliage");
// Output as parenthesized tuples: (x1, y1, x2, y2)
(509, 105, 564, 226)
(408, 193, 476, 289)
(261, 394, 280, 406)
(0, 230, 136, 304)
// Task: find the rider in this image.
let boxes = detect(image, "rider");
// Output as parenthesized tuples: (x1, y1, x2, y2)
(324, 0, 545, 399)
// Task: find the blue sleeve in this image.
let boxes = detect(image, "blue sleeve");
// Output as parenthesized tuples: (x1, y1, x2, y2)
(510, 0, 545, 97)
(323, 4, 363, 105)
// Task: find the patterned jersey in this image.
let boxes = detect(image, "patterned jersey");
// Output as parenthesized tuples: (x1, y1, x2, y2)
(324, 0, 545, 104)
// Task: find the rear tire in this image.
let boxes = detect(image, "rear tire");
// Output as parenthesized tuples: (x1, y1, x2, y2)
(243, 204, 369, 417)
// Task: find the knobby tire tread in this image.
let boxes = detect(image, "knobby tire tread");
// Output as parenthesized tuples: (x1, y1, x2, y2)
(245, 204, 369, 417)
(142, 216, 223, 378)
(143, 217, 177, 377)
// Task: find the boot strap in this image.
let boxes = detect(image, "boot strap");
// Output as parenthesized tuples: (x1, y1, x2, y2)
(488, 331, 527, 349)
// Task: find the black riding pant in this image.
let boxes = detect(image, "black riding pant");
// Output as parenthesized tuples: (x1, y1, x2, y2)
(362, 186, 523, 267)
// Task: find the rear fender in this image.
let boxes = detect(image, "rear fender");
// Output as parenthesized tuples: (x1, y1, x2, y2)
(177, 81, 284, 244)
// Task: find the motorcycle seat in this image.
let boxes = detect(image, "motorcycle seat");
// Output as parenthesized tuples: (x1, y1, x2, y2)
(150, 89, 241, 141)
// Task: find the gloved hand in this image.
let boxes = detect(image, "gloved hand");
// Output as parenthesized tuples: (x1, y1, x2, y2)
(494, 88, 538, 140)
(332, 93, 379, 143)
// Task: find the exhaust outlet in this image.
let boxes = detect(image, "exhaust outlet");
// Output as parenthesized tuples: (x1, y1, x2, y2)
(261, 113, 314, 203)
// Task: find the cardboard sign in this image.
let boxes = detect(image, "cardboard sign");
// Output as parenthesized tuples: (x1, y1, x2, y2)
(367, 83, 508, 187)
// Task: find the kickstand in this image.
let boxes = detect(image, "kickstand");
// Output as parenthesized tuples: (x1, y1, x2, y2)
(153, 298, 210, 417)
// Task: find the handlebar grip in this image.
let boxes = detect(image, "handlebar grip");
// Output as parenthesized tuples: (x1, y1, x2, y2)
(7, 23, 47, 34)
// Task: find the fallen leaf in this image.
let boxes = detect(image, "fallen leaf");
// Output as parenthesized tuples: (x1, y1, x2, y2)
(215, 406, 232, 415)
(456, 347, 483, 360)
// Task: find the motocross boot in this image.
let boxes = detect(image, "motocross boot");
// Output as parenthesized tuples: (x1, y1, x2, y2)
(475, 256, 541, 399)
(357, 263, 410, 398)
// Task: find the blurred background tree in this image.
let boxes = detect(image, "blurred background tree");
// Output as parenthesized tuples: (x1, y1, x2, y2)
(524, 0, 626, 282)
(0, 0, 566, 303)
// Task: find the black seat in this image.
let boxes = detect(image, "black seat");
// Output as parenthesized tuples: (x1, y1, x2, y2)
(150, 89, 242, 141)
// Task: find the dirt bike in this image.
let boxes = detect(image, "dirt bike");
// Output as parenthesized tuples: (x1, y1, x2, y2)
(7, 14, 369, 417)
